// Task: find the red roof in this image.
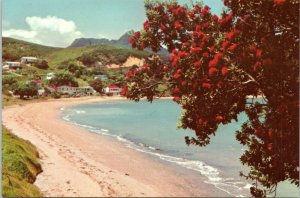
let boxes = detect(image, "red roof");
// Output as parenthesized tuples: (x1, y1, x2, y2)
(109, 85, 120, 89)
(49, 86, 59, 90)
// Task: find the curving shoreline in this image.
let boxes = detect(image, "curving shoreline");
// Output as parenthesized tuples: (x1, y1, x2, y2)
(2, 96, 226, 197)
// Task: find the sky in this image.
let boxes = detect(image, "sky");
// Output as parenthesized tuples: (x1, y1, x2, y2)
(2, 0, 224, 47)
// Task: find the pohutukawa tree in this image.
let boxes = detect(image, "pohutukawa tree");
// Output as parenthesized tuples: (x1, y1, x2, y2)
(123, 0, 299, 197)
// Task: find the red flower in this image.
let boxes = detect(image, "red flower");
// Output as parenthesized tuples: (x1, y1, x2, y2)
(174, 21, 182, 29)
(143, 21, 149, 30)
(253, 61, 262, 72)
(222, 41, 230, 50)
(274, 0, 285, 5)
(173, 87, 180, 93)
(202, 82, 211, 89)
(215, 115, 223, 122)
(181, 81, 187, 86)
(256, 49, 263, 57)
(221, 67, 228, 75)
(202, 52, 209, 57)
(229, 43, 238, 52)
(225, 31, 235, 40)
(163, 65, 168, 71)
(190, 47, 202, 53)
(134, 31, 140, 38)
(209, 67, 218, 76)
(209, 45, 215, 53)
(263, 58, 272, 66)
(142, 64, 148, 70)
(160, 24, 167, 31)
(195, 25, 201, 31)
(267, 143, 273, 150)
(194, 61, 201, 67)
(126, 71, 133, 80)
(128, 37, 135, 44)
(249, 44, 256, 52)
(173, 72, 181, 79)
(212, 15, 219, 21)
(121, 86, 128, 95)
(209, 59, 218, 67)
(215, 52, 224, 60)
(133, 69, 138, 75)
(183, 42, 190, 47)
(268, 129, 273, 137)
(173, 96, 180, 102)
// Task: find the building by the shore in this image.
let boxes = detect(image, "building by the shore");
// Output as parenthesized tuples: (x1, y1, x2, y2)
(104, 85, 122, 96)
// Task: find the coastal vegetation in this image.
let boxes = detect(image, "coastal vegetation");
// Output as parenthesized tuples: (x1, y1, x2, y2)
(124, 0, 299, 197)
(2, 126, 42, 197)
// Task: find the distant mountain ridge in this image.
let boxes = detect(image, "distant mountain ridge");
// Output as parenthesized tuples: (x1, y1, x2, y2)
(68, 31, 132, 48)
(69, 31, 169, 56)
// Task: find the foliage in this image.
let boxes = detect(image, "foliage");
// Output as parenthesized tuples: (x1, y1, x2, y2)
(48, 72, 79, 87)
(34, 60, 49, 69)
(77, 45, 151, 66)
(89, 78, 104, 94)
(13, 81, 38, 99)
(124, 0, 299, 197)
(2, 37, 59, 61)
(50, 91, 61, 99)
(2, 125, 42, 197)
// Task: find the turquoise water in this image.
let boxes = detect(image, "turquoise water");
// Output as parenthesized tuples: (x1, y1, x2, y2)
(61, 99, 299, 197)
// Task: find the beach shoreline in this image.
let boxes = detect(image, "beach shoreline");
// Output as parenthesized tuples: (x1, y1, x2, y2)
(2, 96, 226, 197)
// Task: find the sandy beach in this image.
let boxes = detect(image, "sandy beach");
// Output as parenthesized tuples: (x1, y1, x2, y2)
(2, 96, 225, 197)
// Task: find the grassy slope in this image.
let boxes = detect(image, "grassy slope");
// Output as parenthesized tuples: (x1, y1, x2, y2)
(2, 37, 61, 62)
(2, 37, 151, 69)
(2, 126, 42, 197)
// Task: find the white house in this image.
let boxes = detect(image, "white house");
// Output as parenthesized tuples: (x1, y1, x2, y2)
(94, 74, 108, 81)
(77, 86, 96, 95)
(21, 57, 38, 64)
(49, 85, 96, 96)
(3, 61, 22, 69)
(104, 85, 122, 96)
(46, 73, 55, 80)
(57, 85, 78, 95)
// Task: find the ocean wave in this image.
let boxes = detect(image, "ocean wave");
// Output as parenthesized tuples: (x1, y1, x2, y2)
(63, 118, 249, 197)
(75, 110, 86, 114)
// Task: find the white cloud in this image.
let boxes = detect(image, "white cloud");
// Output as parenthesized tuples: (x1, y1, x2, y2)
(3, 16, 83, 47)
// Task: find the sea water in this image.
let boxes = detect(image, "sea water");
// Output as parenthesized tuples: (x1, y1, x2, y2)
(61, 99, 299, 197)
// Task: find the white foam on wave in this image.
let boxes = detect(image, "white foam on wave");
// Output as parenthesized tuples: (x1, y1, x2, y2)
(63, 116, 249, 197)
(75, 110, 86, 114)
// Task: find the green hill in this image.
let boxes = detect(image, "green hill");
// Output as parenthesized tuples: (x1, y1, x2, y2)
(2, 37, 61, 62)
(2, 37, 152, 69)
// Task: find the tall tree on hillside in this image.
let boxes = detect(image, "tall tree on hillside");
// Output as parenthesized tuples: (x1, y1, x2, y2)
(122, 0, 299, 197)
(48, 72, 79, 87)
(89, 78, 104, 94)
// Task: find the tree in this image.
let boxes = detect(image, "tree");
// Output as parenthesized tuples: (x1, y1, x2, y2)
(123, 0, 299, 197)
(89, 78, 104, 94)
(34, 60, 49, 69)
(14, 81, 38, 99)
(48, 72, 79, 87)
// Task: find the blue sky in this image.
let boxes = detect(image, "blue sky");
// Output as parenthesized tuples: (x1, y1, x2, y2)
(3, 0, 224, 47)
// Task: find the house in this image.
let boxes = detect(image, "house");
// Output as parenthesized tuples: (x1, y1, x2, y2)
(76, 86, 96, 95)
(57, 85, 78, 95)
(38, 89, 45, 96)
(3, 61, 22, 70)
(21, 57, 38, 64)
(94, 74, 108, 81)
(104, 85, 122, 96)
(46, 73, 55, 80)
